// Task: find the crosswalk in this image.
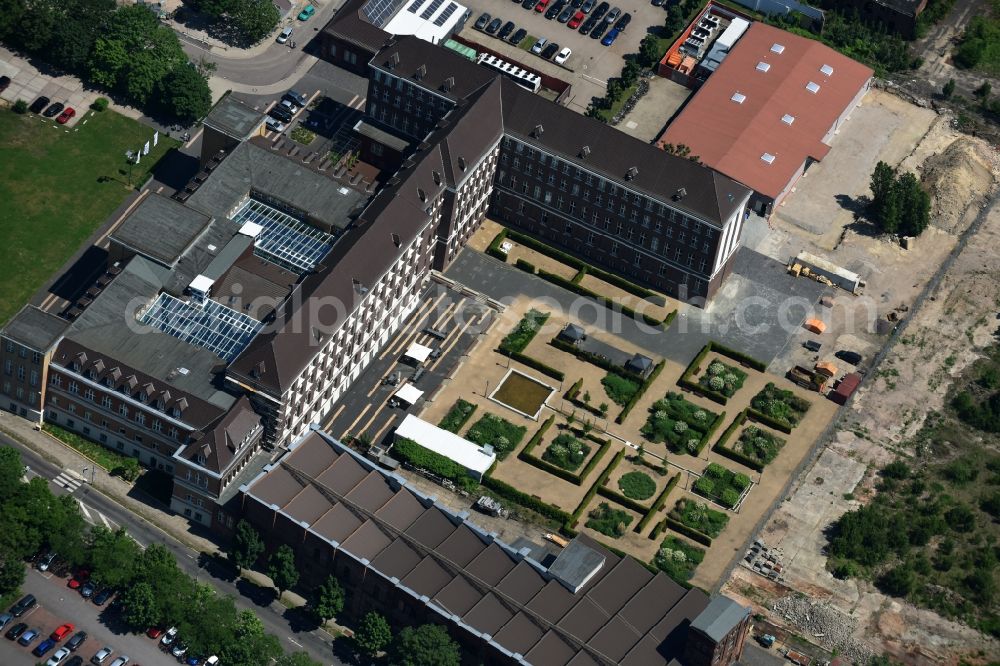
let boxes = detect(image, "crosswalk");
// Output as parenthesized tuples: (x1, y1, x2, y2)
(52, 471, 84, 493)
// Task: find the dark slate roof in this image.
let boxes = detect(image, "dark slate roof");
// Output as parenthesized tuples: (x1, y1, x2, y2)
(204, 94, 265, 140)
(548, 539, 605, 593)
(242, 428, 716, 666)
(176, 395, 262, 474)
(111, 194, 213, 267)
(371, 35, 499, 103)
(689, 595, 750, 642)
(558, 324, 586, 343)
(625, 353, 653, 373)
(1, 305, 69, 351)
(321, 0, 392, 51)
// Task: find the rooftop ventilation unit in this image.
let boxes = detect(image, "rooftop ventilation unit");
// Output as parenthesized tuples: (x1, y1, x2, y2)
(626, 166, 638, 180)
(392, 233, 401, 247)
(673, 187, 687, 201)
(443, 76, 455, 91)
(770, 43, 785, 54)
(761, 152, 776, 164)
(532, 124, 544, 137)
(417, 187, 426, 201)
(806, 81, 820, 94)
(352, 278, 369, 295)
(781, 114, 795, 125)
(457, 156, 466, 170)
(731, 92, 746, 104)
(756, 61, 770, 72)
(820, 64, 834, 76)
(415, 64, 426, 79)
(580, 145, 591, 158)
(432, 170, 442, 185)
(389, 52, 400, 68)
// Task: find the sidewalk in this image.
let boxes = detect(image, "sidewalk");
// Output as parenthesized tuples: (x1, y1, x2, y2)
(210, 54, 319, 97)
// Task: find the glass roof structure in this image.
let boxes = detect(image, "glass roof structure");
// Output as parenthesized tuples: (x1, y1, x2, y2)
(139, 293, 262, 362)
(231, 198, 335, 273)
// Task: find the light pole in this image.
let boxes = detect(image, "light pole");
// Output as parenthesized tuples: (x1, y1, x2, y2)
(125, 150, 135, 188)
(82, 466, 94, 483)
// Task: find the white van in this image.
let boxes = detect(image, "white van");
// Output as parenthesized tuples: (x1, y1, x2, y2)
(277, 27, 292, 44)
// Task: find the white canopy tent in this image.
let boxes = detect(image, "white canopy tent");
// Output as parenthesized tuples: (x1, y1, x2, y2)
(393, 383, 424, 406)
(403, 342, 433, 364)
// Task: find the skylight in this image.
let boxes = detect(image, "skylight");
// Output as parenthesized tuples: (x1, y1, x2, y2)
(770, 43, 785, 54)
(761, 153, 776, 164)
(806, 81, 820, 94)
(820, 64, 834, 76)
(756, 62, 771, 72)
(781, 114, 795, 125)
(731, 92, 746, 104)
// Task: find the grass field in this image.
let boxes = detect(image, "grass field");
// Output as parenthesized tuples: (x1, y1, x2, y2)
(0, 109, 178, 325)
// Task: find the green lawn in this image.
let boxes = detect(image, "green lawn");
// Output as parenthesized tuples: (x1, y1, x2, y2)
(0, 109, 179, 325)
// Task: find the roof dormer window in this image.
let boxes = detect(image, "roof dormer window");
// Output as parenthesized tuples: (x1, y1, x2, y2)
(770, 43, 785, 54)
(820, 64, 834, 76)
(806, 81, 820, 94)
(781, 114, 795, 125)
(756, 62, 770, 72)
(761, 153, 776, 165)
(731, 92, 746, 104)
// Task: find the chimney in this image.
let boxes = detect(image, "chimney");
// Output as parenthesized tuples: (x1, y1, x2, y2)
(443, 76, 455, 92)
(252, 361, 265, 378)
(415, 64, 426, 79)
(432, 170, 442, 185)
(418, 187, 427, 201)
(626, 166, 638, 180)
(388, 52, 400, 68)
(673, 187, 687, 201)
(532, 124, 544, 138)
(457, 156, 466, 171)
(580, 145, 591, 158)
(392, 233, 401, 247)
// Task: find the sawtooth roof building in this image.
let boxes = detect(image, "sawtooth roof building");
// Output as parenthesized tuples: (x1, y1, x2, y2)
(657, 21, 873, 216)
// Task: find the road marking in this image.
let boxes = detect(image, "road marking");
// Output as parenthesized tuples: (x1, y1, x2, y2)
(77, 500, 92, 520)
(99, 512, 111, 528)
(427, 312, 473, 372)
(288, 638, 303, 647)
(324, 403, 346, 429)
(369, 413, 398, 444)
(340, 404, 371, 439)
(53, 472, 84, 493)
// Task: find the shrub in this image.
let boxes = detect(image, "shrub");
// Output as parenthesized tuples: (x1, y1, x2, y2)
(585, 502, 632, 538)
(499, 309, 549, 354)
(617, 471, 656, 500)
(653, 535, 704, 583)
(601, 372, 640, 406)
(480, 476, 571, 523)
(13, 99, 28, 114)
(719, 488, 740, 508)
(693, 463, 746, 507)
(669, 498, 729, 538)
(466, 413, 527, 459)
(438, 399, 477, 433)
(750, 383, 811, 430)
(542, 433, 591, 471)
(393, 438, 477, 491)
(514, 259, 536, 273)
(640, 392, 719, 453)
(91, 97, 110, 112)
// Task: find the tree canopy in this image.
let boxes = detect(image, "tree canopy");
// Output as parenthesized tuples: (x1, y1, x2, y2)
(267, 544, 299, 595)
(868, 161, 931, 236)
(229, 519, 264, 571)
(389, 624, 461, 666)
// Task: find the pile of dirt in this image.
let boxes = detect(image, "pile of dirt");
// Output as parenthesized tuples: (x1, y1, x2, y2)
(920, 137, 999, 234)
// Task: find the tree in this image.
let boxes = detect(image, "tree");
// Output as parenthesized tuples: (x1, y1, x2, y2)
(942, 78, 956, 99)
(869, 160, 895, 219)
(219, 610, 282, 666)
(177, 583, 239, 657)
(157, 65, 212, 123)
(267, 545, 299, 596)
(389, 624, 461, 666)
(975, 80, 992, 101)
(89, 526, 141, 588)
(228, 0, 280, 45)
(310, 575, 345, 622)
(639, 35, 662, 69)
(664, 5, 685, 35)
(0, 556, 25, 597)
(896, 171, 931, 236)
(48, 0, 116, 71)
(122, 581, 159, 629)
(354, 611, 391, 658)
(0, 446, 24, 502)
(229, 519, 264, 571)
(879, 564, 915, 597)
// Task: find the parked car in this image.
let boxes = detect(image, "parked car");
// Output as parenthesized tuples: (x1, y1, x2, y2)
(614, 11, 630, 30)
(297, 4, 315, 20)
(509, 27, 527, 43)
(18, 627, 40, 646)
(567, 10, 584, 27)
(269, 105, 292, 123)
(10, 594, 36, 617)
(37, 552, 57, 571)
(6, 622, 28, 640)
(283, 90, 308, 107)
(265, 117, 285, 133)
(51, 624, 75, 641)
(280, 99, 299, 114)
(34, 637, 58, 657)
(578, 16, 597, 34)
(47, 647, 72, 666)
(554, 46, 572, 64)
(65, 631, 87, 651)
(160, 627, 178, 646)
(29, 96, 50, 114)
(604, 6, 620, 21)
(66, 657, 84, 666)
(91, 646, 114, 664)
(544, 0, 563, 19)
(600, 26, 619, 44)
(276, 27, 292, 43)
(146, 627, 163, 640)
(80, 580, 96, 598)
(591, 0, 608, 18)
(835, 350, 863, 365)
(0, 75, 10, 92)
(171, 643, 188, 658)
(92, 588, 113, 606)
(651, 0, 665, 6)
(541, 42, 559, 59)
(0, 612, 13, 630)
(108, 657, 129, 666)
(557, 4, 574, 21)
(474, 11, 491, 29)
(498, 20, 515, 39)
(590, 19, 609, 38)
(68, 570, 89, 589)
(530, 37, 548, 54)
(485, 17, 502, 33)
(533, 0, 548, 11)
(580, 0, 594, 11)
(520, 0, 534, 9)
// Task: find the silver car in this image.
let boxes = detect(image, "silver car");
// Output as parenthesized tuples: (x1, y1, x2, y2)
(91, 646, 114, 664)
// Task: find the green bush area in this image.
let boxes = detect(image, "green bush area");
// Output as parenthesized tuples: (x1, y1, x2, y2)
(955, 10, 1000, 73)
(640, 392, 719, 454)
(438, 399, 477, 433)
(601, 372, 640, 406)
(585, 502, 632, 538)
(499, 309, 549, 354)
(392, 438, 477, 491)
(699, 360, 747, 398)
(750, 383, 811, 430)
(466, 413, 527, 459)
(734, 424, 786, 465)
(692, 463, 750, 509)
(542, 433, 591, 471)
(617, 471, 656, 501)
(653, 535, 704, 583)
(669, 497, 729, 538)
(43, 424, 140, 481)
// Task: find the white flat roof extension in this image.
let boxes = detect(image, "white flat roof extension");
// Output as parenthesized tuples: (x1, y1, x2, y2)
(394, 414, 496, 478)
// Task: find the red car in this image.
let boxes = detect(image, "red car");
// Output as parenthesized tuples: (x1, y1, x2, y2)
(56, 107, 75, 124)
(146, 627, 163, 639)
(67, 569, 89, 589)
(568, 10, 585, 27)
(51, 623, 75, 641)
(534, 0, 548, 11)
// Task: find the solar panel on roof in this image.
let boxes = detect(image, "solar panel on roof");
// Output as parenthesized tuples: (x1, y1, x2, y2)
(363, 0, 406, 26)
(406, 0, 423, 12)
(139, 293, 262, 362)
(420, 0, 444, 20)
(433, 2, 458, 25)
(231, 198, 335, 273)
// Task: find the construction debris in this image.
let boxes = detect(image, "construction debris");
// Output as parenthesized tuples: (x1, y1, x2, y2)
(771, 596, 875, 665)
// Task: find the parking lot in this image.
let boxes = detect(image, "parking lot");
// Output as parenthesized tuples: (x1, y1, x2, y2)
(458, 0, 671, 113)
(0, 46, 96, 126)
(0, 566, 170, 666)
(322, 281, 497, 447)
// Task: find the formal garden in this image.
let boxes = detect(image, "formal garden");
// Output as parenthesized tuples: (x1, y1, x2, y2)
(696, 359, 747, 399)
(602, 372, 641, 406)
(438, 399, 478, 433)
(586, 502, 634, 538)
(653, 535, 705, 583)
(542, 432, 592, 472)
(668, 497, 730, 539)
(693, 463, 751, 510)
(465, 413, 528, 459)
(617, 471, 657, 501)
(750, 382, 812, 431)
(499, 309, 550, 354)
(733, 423, 786, 465)
(640, 392, 723, 455)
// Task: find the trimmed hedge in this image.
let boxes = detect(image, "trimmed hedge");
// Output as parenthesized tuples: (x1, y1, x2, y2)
(550, 337, 640, 378)
(486, 228, 509, 260)
(438, 399, 478, 433)
(571, 266, 587, 284)
(678, 342, 763, 406)
(597, 485, 649, 515)
(709, 340, 767, 372)
(663, 517, 714, 546)
(746, 408, 794, 434)
(514, 258, 536, 273)
(636, 472, 680, 534)
(499, 309, 549, 354)
(565, 378, 605, 417)
(500, 350, 565, 381)
(536, 269, 671, 329)
(521, 415, 556, 456)
(568, 447, 625, 528)
(712, 410, 766, 472)
(481, 475, 572, 523)
(691, 410, 728, 456)
(616, 360, 666, 424)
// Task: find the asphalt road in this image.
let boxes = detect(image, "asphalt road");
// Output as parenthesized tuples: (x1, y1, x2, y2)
(4, 433, 347, 666)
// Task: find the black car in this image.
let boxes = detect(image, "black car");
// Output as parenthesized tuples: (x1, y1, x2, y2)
(591, 1, 609, 19)
(580, 0, 594, 11)
(498, 20, 516, 39)
(558, 4, 574, 21)
(835, 350, 864, 365)
(43, 102, 65, 118)
(520, 0, 534, 9)
(510, 27, 528, 43)
(29, 96, 50, 114)
(541, 42, 560, 59)
(652, 0, 665, 5)
(571, 0, 583, 6)
(590, 20, 609, 38)
(579, 16, 597, 34)
(65, 657, 84, 666)
(269, 105, 292, 123)
(0, 75, 10, 93)
(485, 17, 503, 33)
(5, 622, 27, 640)
(544, 0, 564, 18)
(615, 12, 631, 30)
(93, 588, 113, 606)
(9, 594, 35, 618)
(65, 630, 88, 651)
(474, 11, 491, 29)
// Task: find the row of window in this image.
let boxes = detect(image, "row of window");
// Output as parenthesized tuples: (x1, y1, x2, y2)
(1, 382, 36, 405)
(52, 381, 183, 440)
(55, 367, 185, 418)
(3, 341, 42, 364)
